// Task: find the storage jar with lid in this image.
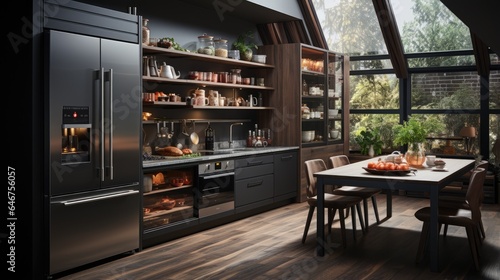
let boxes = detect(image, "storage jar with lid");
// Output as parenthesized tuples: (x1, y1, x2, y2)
(197, 34, 215, 55)
(142, 18, 150, 45)
(214, 39, 228, 58)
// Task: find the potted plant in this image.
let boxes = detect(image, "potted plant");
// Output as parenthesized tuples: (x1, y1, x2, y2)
(393, 117, 441, 167)
(232, 30, 258, 61)
(354, 128, 384, 157)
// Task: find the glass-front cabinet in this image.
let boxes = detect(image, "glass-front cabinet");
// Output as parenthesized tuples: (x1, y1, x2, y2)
(142, 166, 196, 232)
(300, 45, 347, 147)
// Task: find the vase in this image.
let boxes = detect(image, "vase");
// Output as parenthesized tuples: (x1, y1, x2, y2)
(368, 145, 375, 157)
(405, 143, 426, 167)
(241, 49, 253, 61)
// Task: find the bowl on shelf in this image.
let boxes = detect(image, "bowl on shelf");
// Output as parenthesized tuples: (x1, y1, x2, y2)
(328, 109, 339, 118)
(302, 130, 315, 142)
(252, 55, 267, 63)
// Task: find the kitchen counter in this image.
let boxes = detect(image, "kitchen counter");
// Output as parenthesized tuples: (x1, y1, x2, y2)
(143, 146, 299, 168)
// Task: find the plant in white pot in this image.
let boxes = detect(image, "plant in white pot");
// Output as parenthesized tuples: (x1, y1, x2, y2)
(354, 128, 384, 157)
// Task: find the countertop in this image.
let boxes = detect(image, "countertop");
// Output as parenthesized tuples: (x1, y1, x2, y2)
(143, 146, 300, 168)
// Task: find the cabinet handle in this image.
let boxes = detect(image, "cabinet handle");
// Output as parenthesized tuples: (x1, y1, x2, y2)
(281, 155, 293, 161)
(247, 180, 263, 188)
(247, 161, 263, 166)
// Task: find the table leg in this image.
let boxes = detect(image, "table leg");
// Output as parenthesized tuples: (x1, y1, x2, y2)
(317, 177, 325, 257)
(386, 191, 392, 218)
(429, 188, 440, 272)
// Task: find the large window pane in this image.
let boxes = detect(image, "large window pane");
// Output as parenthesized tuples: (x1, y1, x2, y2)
(411, 72, 480, 109)
(312, 0, 388, 56)
(422, 114, 480, 156)
(391, 0, 472, 55)
(350, 74, 399, 109)
(349, 114, 399, 151)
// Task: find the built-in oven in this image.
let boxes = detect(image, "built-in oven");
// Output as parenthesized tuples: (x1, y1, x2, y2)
(196, 160, 235, 218)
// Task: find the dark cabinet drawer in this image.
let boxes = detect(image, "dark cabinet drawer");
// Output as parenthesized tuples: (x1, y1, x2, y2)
(235, 163, 274, 180)
(235, 174, 274, 207)
(235, 155, 274, 168)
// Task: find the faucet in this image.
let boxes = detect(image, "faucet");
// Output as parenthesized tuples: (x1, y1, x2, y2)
(229, 122, 243, 148)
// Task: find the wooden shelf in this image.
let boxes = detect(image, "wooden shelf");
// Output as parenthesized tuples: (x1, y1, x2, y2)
(143, 76, 274, 90)
(143, 45, 274, 69)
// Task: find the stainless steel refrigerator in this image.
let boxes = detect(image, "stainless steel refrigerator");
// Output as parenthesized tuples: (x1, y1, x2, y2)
(45, 29, 142, 275)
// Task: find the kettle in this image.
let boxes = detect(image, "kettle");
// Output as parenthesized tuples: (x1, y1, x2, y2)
(159, 63, 181, 79)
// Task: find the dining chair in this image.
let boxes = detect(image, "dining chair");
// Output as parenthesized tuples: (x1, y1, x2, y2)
(329, 155, 382, 231)
(303, 159, 365, 248)
(414, 167, 487, 270)
(439, 160, 489, 240)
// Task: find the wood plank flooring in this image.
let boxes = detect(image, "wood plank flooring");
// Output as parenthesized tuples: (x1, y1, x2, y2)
(57, 195, 500, 280)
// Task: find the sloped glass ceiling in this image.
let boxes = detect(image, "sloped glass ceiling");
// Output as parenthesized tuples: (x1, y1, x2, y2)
(312, 0, 474, 67)
(312, 0, 388, 56)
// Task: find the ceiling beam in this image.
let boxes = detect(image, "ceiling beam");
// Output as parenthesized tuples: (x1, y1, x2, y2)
(372, 0, 408, 79)
(470, 31, 490, 76)
(297, 0, 328, 49)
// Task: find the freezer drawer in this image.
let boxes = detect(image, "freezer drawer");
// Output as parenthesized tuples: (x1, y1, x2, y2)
(50, 189, 140, 275)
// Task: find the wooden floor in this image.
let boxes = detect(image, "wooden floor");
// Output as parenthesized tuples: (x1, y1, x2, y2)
(57, 194, 500, 280)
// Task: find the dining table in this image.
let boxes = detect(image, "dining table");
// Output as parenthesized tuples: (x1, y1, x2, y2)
(313, 156, 476, 272)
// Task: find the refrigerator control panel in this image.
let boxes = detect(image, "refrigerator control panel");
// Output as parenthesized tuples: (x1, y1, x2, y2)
(63, 106, 89, 124)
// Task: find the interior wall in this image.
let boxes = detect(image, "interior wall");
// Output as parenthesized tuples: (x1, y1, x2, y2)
(77, 0, 262, 48)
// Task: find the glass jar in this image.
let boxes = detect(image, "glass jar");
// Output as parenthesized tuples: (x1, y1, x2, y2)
(214, 39, 228, 58)
(197, 34, 214, 55)
(301, 104, 310, 119)
(230, 69, 241, 84)
(142, 18, 150, 45)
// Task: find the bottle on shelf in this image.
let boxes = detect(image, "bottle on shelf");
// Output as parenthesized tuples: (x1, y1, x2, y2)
(205, 122, 214, 150)
(247, 130, 253, 147)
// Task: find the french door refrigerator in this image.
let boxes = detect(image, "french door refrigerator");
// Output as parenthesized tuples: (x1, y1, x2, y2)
(45, 29, 142, 275)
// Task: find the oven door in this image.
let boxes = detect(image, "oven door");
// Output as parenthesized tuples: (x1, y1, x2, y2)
(196, 171, 235, 217)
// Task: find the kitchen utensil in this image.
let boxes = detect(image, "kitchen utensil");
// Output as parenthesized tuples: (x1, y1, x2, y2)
(181, 119, 189, 136)
(190, 121, 199, 145)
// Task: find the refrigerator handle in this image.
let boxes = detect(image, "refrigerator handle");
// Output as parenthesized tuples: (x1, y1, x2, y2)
(100, 67, 105, 181)
(107, 68, 114, 180)
(61, 190, 140, 206)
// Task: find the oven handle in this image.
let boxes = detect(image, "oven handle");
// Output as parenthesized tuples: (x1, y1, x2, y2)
(200, 171, 235, 180)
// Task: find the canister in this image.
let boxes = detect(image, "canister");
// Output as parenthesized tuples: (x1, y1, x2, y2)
(214, 39, 228, 57)
(197, 34, 215, 55)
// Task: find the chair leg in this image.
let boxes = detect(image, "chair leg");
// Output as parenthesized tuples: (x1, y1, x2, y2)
(363, 198, 369, 231)
(416, 221, 429, 264)
(302, 206, 315, 244)
(345, 207, 350, 219)
(328, 208, 337, 235)
(443, 224, 448, 238)
(479, 220, 486, 240)
(355, 203, 365, 234)
(371, 195, 380, 224)
(339, 207, 347, 248)
(351, 205, 357, 241)
(465, 225, 480, 270)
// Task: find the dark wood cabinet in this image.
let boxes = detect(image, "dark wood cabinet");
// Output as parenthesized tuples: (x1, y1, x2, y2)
(274, 151, 299, 201)
(261, 43, 350, 202)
